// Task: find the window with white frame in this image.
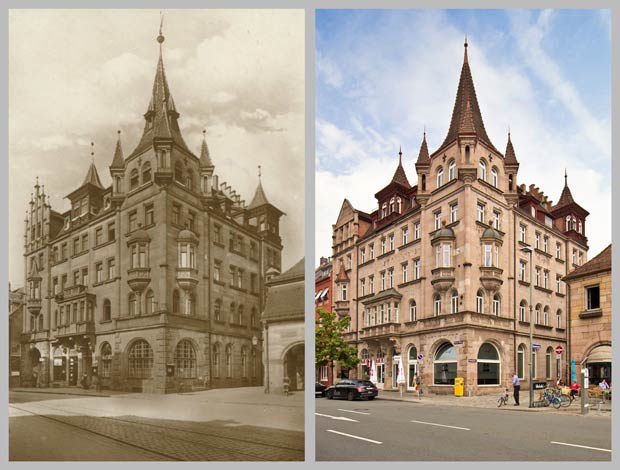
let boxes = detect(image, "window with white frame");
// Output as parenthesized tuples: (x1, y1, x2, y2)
(491, 167, 498, 188)
(476, 289, 484, 313)
(572, 248, 577, 265)
(477, 203, 485, 223)
(360, 278, 366, 296)
(519, 261, 526, 281)
(543, 236, 548, 253)
(360, 248, 366, 264)
(479, 160, 487, 181)
(402, 263, 408, 283)
(320, 365, 328, 381)
(369, 276, 374, 293)
(448, 160, 456, 181)
(341, 284, 347, 301)
(434, 211, 442, 230)
(483, 244, 493, 267)
(531, 206, 536, 218)
(380, 271, 386, 291)
(493, 211, 500, 230)
(556, 309, 562, 329)
(381, 238, 386, 255)
(414, 222, 420, 240)
(535, 267, 541, 286)
(556, 275, 561, 294)
(556, 243, 561, 259)
(433, 294, 441, 316)
(450, 290, 458, 314)
(437, 167, 444, 188)
(409, 300, 417, 321)
(519, 224, 526, 242)
(388, 234, 394, 251)
(492, 294, 500, 315)
(413, 259, 420, 279)
(450, 203, 458, 223)
(519, 300, 527, 322)
(535, 232, 540, 249)
(543, 307, 549, 326)
(535, 304, 541, 324)
(346, 254, 352, 269)
(543, 270, 549, 289)
(388, 269, 394, 288)
(402, 226, 409, 245)
(369, 244, 374, 259)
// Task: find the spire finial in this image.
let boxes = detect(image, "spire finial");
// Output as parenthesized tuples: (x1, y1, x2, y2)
(564, 169, 568, 186)
(398, 146, 403, 165)
(423, 124, 426, 139)
(258, 165, 262, 181)
(157, 11, 165, 44)
(90, 141, 95, 161)
(35, 176, 39, 187)
(202, 129, 206, 141)
(117, 129, 121, 137)
(464, 34, 469, 63)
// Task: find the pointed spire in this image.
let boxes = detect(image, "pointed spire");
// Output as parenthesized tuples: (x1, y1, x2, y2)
(247, 165, 271, 210)
(556, 171, 575, 208)
(200, 129, 214, 168)
(390, 147, 410, 187)
(153, 98, 173, 138)
(439, 41, 498, 153)
(83, 142, 103, 189)
(110, 130, 125, 169)
(416, 131, 430, 166)
(504, 131, 519, 165)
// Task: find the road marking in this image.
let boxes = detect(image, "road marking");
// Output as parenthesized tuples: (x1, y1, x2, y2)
(551, 441, 611, 453)
(410, 420, 470, 431)
(315, 413, 359, 423)
(338, 409, 370, 415)
(327, 429, 382, 444)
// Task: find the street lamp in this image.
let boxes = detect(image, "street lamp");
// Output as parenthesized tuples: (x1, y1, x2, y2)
(520, 245, 534, 408)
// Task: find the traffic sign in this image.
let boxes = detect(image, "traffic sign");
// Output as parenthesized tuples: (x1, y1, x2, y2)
(555, 345, 564, 355)
(532, 343, 541, 349)
(454, 340, 464, 345)
(417, 354, 423, 360)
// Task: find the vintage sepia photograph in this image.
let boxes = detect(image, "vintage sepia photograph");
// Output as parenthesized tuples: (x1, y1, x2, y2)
(8, 9, 304, 461)
(314, 9, 611, 461)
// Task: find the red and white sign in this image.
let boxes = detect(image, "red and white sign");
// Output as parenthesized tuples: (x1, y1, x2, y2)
(555, 345, 564, 355)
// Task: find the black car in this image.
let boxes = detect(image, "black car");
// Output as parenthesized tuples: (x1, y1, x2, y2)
(316, 382, 327, 397)
(325, 379, 378, 401)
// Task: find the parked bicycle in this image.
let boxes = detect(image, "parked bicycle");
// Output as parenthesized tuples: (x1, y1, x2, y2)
(497, 388, 510, 407)
(542, 387, 571, 409)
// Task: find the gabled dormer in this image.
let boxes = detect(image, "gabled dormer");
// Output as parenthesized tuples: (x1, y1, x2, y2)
(374, 149, 411, 224)
(66, 144, 105, 227)
(246, 169, 284, 244)
(550, 172, 589, 244)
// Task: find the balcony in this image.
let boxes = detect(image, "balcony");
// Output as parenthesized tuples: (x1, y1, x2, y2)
(479, 266, 503, 293)
(343, 331, 357, 343)
(64, 284, 88, 299)
(361, 322, 400, 339)
(431, 267, 455, 293)
(334, 300, 350, 313)
(154, 168, 173, 186)
(55, 321, 96, 339)
(26, 298, 42, 314)
(176, 267, 199, 291)
(127, 267, 151, 293)
(22, 329, 49, 342)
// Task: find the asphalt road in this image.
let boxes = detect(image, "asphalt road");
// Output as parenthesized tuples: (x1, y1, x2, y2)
(316, 397, 611, 461)
(10, 391, 304, 461)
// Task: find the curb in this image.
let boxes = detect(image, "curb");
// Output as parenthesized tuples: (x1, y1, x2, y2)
(12, 388, 112, 398)
(376, 395, 577, 412)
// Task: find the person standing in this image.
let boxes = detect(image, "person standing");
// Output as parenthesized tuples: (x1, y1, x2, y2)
(512, 371, 520, 406)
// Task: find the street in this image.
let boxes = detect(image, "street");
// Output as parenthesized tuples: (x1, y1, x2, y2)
(316, 396, 611, 461)
(10, 389, 304, 461)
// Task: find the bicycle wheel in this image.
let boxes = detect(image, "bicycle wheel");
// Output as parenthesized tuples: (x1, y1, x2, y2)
(498, 397, 505, 408)
(560, 394, 571, 407)
(552, 397, 562, 409)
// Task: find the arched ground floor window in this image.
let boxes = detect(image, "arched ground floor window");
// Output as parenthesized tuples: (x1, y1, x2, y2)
(434, 342, 457, 385)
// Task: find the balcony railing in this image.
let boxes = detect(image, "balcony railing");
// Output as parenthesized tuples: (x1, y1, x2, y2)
(430, 266, 455, 292)
(63, 284, 87, 298)
(127, 267, 151, 292)
(55, 321, 95, 338)
(26, 298, 42, 313)
(361, 322, 400, 338)
(176, 267, 199, 290)
(334, 300, 350, 311)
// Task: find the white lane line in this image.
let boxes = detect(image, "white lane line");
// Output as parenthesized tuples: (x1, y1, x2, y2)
(315, 412, 359, 423)
(327, 429, 382, 444)
(551, 441, 611, 453)
(410, 419, 470, 431)
(338, 409, 370, 415)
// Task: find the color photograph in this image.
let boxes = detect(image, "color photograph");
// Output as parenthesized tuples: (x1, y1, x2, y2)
(314, 9, 611, 461)
(8, 9, 304, 461)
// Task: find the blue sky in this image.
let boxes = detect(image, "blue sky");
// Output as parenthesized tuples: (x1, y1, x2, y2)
(315, 9, 611, 264)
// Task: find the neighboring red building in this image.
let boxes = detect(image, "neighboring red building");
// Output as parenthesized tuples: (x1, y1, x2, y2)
(315, 256, 333, 385)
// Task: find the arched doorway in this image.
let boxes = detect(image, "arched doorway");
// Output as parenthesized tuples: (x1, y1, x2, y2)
(407, 345, 418, 391)
(477, 342, 500, 385)
(283, 343, 304, 391)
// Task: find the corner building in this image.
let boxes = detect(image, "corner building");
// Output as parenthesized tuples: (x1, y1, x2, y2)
(332, 42, 589, 395)
(20, 29, 283, 393)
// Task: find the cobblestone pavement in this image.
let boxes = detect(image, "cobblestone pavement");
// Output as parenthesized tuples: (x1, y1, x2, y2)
(10, 410, 304, 461)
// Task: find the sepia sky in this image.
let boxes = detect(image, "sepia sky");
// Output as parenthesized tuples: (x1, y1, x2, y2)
(9, 9, 305, 286)
(316, 9, 611, 265)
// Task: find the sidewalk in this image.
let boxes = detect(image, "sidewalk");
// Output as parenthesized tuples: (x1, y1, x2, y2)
(377, 389, 611, 415)
(11, 386, 304, 431)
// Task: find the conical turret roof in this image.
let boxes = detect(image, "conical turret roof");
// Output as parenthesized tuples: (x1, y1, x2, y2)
(247, 180, 270, 210)
(390, 148, 410, 188)
(415, 132, 430, 166)
(110, 131, 125, 169)
(83, 162, 103, 189)
(504, 132, 519, 165)
(200, 131, 214, 168)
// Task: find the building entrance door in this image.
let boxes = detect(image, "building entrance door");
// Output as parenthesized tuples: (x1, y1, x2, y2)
(68, 354, 78, 386)
(408, 362, 418, 391)
(376, 362, 385, 389)
(392, 363, 399, 389)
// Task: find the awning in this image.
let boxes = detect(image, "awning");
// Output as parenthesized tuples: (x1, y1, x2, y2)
(321, 288, 329, 300)
(586, 345, 612, 363)
(315, 289, 324, 300)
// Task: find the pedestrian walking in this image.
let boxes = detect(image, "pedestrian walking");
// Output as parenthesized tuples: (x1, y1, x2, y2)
(512, 371, 520, 406)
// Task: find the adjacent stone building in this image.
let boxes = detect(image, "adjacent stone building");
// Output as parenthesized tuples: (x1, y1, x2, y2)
(263, 258, 305, 394)
(315, 256, 333, 385)
(331, 41, 591, 395)
(9, 285, 25, 387)
(563, 244, 612, 385)
(19, 27, 284, 393)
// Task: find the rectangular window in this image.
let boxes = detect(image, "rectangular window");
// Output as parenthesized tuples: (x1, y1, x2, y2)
(556, 243, 561, 259)
(477, 203, 485, 223)
(172, 204, 181, 226)
(402, 227, 409, 245)
(530, 206, 536, 218)
(360, 248, 366, 264)
(214, 260, 221, 282)
(95, 263, 103, 283)
(129, 211, 138, 232)
(443, 244, 451, 267)
(535, 268, 540, 286)
(519, 225, 526, 243)
(388, 269, 394, 288)
(388, 234, 394, 251)
(95, 227, 103, 246)
(543, 236, 548, 253)
(346, 254, 352, 269)
(187, 211, 195, 231)
(414, 259, 420, 279)
(81, 233, 89, 251)
(108, 222, 116, 242)
(484, 244, 492, 267)
(381, 238, 386, 255)
(73, 237, 80, 255)
(544, 215, 553, 227)
(214, 224, 222, 244)
(493, 211, 500, 230)
(107, 258, 115, 280)
(519, 304, 526, 322)
(52, 277, 58, 295)
(402, 263, 408, 283)
(535, 232, 540, 249)
(450, 203, 458, 223)
(250, 241, 257, 259)
(434, 211, 442, 230)
(61, 243, 68, 260)
(360, 278, 366, 296)
(519, 261, 526, 281)
(73, 270, 80, 286)
(145, 204, 155, 226)
(369, 244, 374, 259)
(369, 276, 374, 293)
(586, 285, 600, 310)
(556, 275, 562, 294)
(414, 222, 420, 240)
(543, 270, 549, 289)
(572, 248, 577, 265)
(61, 274, 67, 291)
(380, 271, 386, 291)
(341, 284, 347, 301)
(82, 267, 89, 286)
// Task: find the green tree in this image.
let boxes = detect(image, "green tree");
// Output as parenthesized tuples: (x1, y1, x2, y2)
(315, 308, 360, 385)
